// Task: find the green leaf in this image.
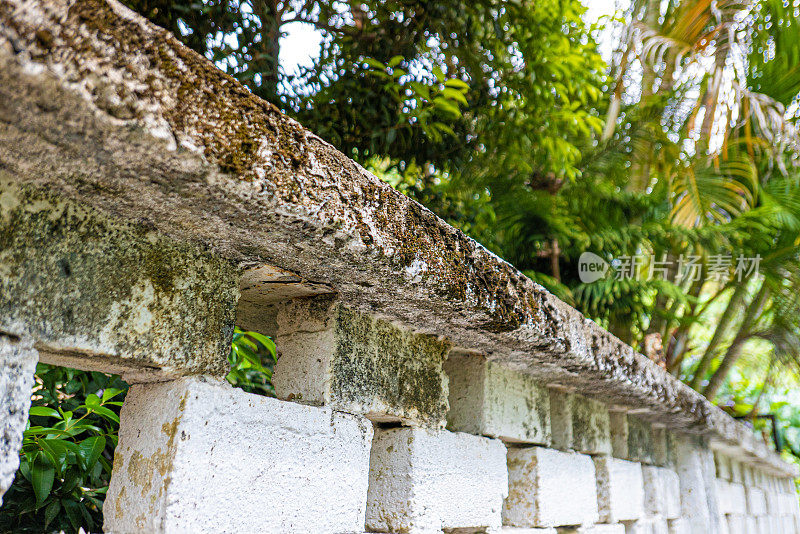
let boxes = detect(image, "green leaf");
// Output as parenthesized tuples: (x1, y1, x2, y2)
(363, 58, 385, 70)
(78, 436, 106, 471)
(101, 388, 124, 402)
(91, 405, 120, 424)
(29, 406, 61, 418)
(44, 499, 61, 528)
(441, 87, 468, 106)
(444, 78, 470, 90)
(432, 65, 445, 82)
(31, 454, 55, 508)
(85, 393, 101, 408)
(388, 55, 403, 68)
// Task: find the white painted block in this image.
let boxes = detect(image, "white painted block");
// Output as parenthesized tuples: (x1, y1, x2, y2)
(500, 528, 558, 534)
(643, 466, 681, 519)
(675, 436, 719, 534)
(667, 518, 691, 534)
(625, 517, 669, 534)
(595, 456, 645, 522)
(558, 525, 626, 534)
(768, 492, 783, 515)
(504, 446, 599, 528)
(714, 453, 732, 481)
(367, 427, 508, 533)
(745, 515, 758, 534)
(746, 486, 767, 516)
(725, 514, 746, 534)
(717, 481, 747, 515)
(105, 377, 373, 534)
(445, 352, 551, 444)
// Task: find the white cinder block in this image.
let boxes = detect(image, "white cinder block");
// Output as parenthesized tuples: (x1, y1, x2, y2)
(726, 514, 746, 534)
(558, 524, 626, 533)
(595, 456, 645, 522)
(504, 446, 599, 528)
(500, 528, 558, 533)
(367, 427, 508, 533)
(105, 377, 373, 534)
(445, 352, 551, 444)
(746, 486, 767, 516)
(717, 481, 747, 515)
(625, 517, 669, 534)
(713, 453, 728, 480)
(643, 466, 681, 519)
(667, 518, 691, 534)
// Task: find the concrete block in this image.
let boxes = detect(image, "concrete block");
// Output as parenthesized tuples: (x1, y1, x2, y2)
(746, 486, 767, 516)
(0, 181, 239, 381)
(595, 456, 645, 522)
(744, 515, 758, 534)
(675, 436, 719, 534)
(558, 525, 626, 534)
(729, 461, 743, 484)
(500, 528, 557, 534)
(725, 514, 746, 534)
(767, 491, 783, 515)
(367, 426, 507, 533)
(652, 427, 668, 467)
(666, 518, 690, 534)
(445, 352, 551, 444)
(610, 411, 629, 459)
(274, 296, 450, 426)
(548, 391, 610, 454)
(550, 389, 573, 450)
(642, 466, 681, 519)
(504, 446, 599, 528)
(105, 377, 373, 534)
(742, 466, 754, 486)
(627, 416, 655, 465)
(717, 481, 746, 515)
(623, 517, 669, 534)
(714, 452, 732, 481)
(572, 396, 612, 455)
(0, 335, 38, 504)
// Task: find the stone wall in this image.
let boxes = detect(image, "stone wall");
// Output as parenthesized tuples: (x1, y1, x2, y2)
(0, 0, 798, 533)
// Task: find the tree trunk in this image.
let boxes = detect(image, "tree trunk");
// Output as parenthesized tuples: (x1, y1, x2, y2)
(252, 0, 282, 103)
(703, 282, 770, 399)
(688, 282, 748, 389)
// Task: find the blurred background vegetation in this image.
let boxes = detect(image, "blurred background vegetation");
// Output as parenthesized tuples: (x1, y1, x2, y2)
(4, 0, 800, 531)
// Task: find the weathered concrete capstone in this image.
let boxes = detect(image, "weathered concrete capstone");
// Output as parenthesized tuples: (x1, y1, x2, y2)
(0, 180, 239, 380)
(0, 335, 37, 503)
(273, 295, 450, 426)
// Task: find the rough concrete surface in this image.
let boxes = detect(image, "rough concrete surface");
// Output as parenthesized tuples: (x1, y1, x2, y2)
(105, 376, 373, 534)
(445, 351, 551, 444)
(504, 446, 599, 528)
(0, 335, 37, 503)
(366, 426, 508, 533)
(594, 456, 645, 522)
(274, 296, 451, 426)
(0, 0, 794, 475)
(0, 180, 239, 380)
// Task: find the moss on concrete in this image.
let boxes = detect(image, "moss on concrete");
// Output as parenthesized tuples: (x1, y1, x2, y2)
(331, 306, 451, 426)
(0, 179, 238, 377)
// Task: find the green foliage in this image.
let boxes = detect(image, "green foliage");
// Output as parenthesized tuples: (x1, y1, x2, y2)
(225, 327, 278, 397)
(0, 329, 275, 533)
(0, 365, 126, 533)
